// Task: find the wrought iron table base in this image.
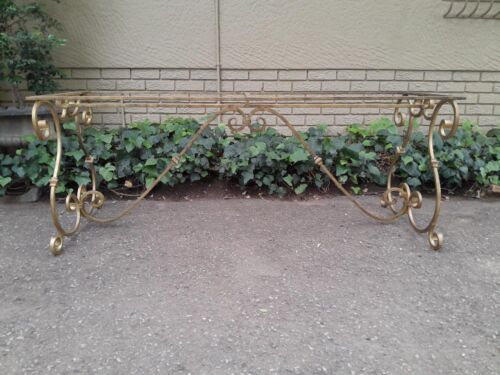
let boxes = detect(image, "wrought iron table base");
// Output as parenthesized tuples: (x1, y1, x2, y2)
(27, 91, 462, 255)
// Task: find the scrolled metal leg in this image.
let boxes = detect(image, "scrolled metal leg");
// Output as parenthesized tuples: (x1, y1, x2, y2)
(33, 101, 83, 255)
(34, 104, 241, 255)
(405, 99, 460, 250)
(257, 104, 458, 251)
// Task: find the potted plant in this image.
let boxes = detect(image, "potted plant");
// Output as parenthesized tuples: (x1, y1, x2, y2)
(0, 0, 65, 148)
(0, 0, 65, 201)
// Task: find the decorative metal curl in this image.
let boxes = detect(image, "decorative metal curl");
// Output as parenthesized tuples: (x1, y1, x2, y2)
(381, 183, 411, 213)
(226, 107, 247, 133)
(80, 190, 105, 213)
(393, 105, 407, 127)
(437, 100, 460, 140)
(79, 107, 93, 127)
(49, 236, 64, 255)
(225, 107, 269, 133)
(31, 101, 55, 141)
(58, 100, 81, 121)
(384, 100, 421, 214)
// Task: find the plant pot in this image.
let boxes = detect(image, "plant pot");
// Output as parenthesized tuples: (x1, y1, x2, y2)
(0, 106, 50, 148)
(0, 179, 42, 203)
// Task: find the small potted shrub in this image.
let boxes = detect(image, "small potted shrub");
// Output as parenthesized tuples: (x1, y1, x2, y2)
(0, 0, 65, 148)
(0, 0, 65, 201)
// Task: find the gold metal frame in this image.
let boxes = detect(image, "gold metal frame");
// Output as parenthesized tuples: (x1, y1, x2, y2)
(26, 91, 463, 255)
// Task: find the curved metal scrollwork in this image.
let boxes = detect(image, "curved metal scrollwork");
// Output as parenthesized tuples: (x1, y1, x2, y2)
(31, 100, 99, 255)
(405, 99, 460, 249)
(379, 97, 460, 250)
(225, 107, 269, 133)
(32, 95, 460, 254)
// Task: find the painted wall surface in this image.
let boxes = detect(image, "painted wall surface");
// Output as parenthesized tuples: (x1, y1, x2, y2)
(47, 0, 216, 68)
(47, 0, 500, 70)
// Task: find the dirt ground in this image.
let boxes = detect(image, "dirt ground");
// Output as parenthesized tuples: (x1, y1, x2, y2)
(0, 193, 499, 374)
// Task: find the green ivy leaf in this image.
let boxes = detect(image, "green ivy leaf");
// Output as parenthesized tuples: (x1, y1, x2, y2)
(63, 122, 77, 131)
(283, 175, 293, 187)
(146, 177, 156, 189)
(0, 176, 12, 187)
(144, 158, 158, 166)
(402, 155, 413, 165)
(100, 134, 113, 144)
(249, 142, 267, 157)
(294, 184, 307, 195)
(23, 134, 37, 143)
(262, 175, 274, 186)
(99, 164, 116, 182)
(37, 152, 50, 164)
(484, 161, 500, 173)
(35, 175, 51, 187)
(242, 170, 254, 185)
(289, 148, 309, 163)
(197, 137, 215, 150)
(132, 163, 143, 173)
(335, 165, 349, 176)
(12, 165, 25, 178)
(368, 164, 381, 177)
(66, 150, 85, 162)
(125, 142, 135, 153)
(351, 186, 361, 195)
(56, 183, 67, 194)
(73, 175, 91, 186)
(359, 151, 377, 161)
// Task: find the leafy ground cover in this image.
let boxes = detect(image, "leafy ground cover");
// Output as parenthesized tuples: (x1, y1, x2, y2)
(1, 118, 498, 198)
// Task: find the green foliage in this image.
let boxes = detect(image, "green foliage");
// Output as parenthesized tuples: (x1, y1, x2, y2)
(0, 0, 65, 105)
(218, 127, 316, 196)
(109, 118, 224, 189)
(0, 118, 224, 196)
(218, 120, 404, 196)
(0, 117, 498, 198)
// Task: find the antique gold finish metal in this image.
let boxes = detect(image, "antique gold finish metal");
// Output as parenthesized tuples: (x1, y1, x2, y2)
(26, 91, 464, 255)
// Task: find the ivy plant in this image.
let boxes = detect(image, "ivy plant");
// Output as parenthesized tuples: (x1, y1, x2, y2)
(0, 117, 498, 198)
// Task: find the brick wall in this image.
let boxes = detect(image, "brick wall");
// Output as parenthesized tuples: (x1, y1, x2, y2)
(2, 68, 499, 132)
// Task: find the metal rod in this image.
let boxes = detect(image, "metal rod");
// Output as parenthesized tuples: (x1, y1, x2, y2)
(443, 0, 500, 18)
(480, 0, 494, 17)
(26, 91, 463, 103)
(214, 0, 222, 121)
(468, 0, 480, 17)
(455, 0, 469, 17)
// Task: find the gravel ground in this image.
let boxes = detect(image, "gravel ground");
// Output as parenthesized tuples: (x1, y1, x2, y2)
(0, 196, 499, 375)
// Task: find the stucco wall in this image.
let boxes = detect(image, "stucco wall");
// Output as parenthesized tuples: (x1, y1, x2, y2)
(46, 0, 500, 71)
(12, 67, 492, 130)
(2, 1, 498, 127)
